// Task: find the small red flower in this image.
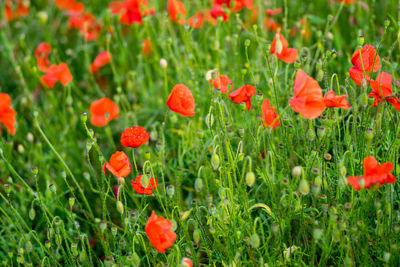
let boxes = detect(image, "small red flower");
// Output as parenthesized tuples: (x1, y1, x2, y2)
(209, 73, 233, 93)
(90, 51, 112, 74)
(131, 175, 158, 196)
(166, 84, 196, 117)
(5, 0, 29, 21)
(55, 0, 84, 15)
(90, 98, 119, 127)
(337, 0, 356, 4)
(40, 63, 73, 88)
(324, 91, 351, 109)
(289, 70, 326, 119)
(35, 42, 52, 72)
(168, 0, 186, 25)
(368, 72, 400, 111)
(266, 8, 282, 16)
(0, 93, 17, 136)
(181, 258, 193, 267)
(349, 44, 380, 86)
(228, 85, 256, 111)
(187, 11, 204, 29)
(270, 33, 298, 64)
(109, 0, 154, 25)
(261, 99, 280, 129)
(68, 12, 102, 41)
(120, 126, 149, 148)
(142, 39, 153, 57)
(347, 156, 396, 191)
(145, 211, 177, 253)
(210, 4, 229, 21)
(103, 151, 132, 178)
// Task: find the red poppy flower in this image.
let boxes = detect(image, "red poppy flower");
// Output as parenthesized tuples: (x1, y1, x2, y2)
(68, 12, 102, 41)
(213, 0, 253, 12)
(347, 156, 396, 191)
(324, 91, 351, 109)
(228, 85, 256, 111)
(270, 33, 298, 64)
(103, 151, 131, 178)
(368, 72, 400, 111)
(209, 73, 233, 93)
(181, 258, 193, 267)
(55, 0, 84, 15)
(266, 8, 282, 16)
(168, 0, 186, 25)
(210, 4, 229, 21)
(35, 42, 52, 72)
(90, 98, 119, 127)
(261, 99, 280, 129)
(109, 0, 154, 25)
(337, 0, 356, 4)
(187, 11, 204, 29)
(131, 175, 158, 196)
(264, 18, 281, 32)
(349, 44, 380, 86)
(40, 63, 73, 88)
(142, 39, 153, 57)
(90, 51, 112, 74)
(166, 84, 195, 117)
(113, 185, 120, 199)
(0, 93, 17, 136)
(5, 0, 29, 21)
(120, 126, 149, 148)
(145, 211, 177, 253)
(289, 70, 326, 119)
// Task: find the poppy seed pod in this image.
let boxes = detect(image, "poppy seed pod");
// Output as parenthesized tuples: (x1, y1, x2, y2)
(307, 129, 315, 141)
(29, 208, 35, 220)
(299, 179, 310, 195)
(292, 166, 303, 178)
(194, 178, 203, 192)
(116, 201, 124, 214)
(193, 228, 201, 244)
(166, 185, 175, 198)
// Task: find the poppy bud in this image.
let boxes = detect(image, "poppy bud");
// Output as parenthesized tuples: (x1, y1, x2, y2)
(180, 258, 193, 267)
(60, 170, 67, 179)
(317, 69, 324, 82)
(17, 254, 24, 264)
(150, 130, 157, 141)
(245, 39, 251, 47)
(4, 184, 11, 195)
(49, 184, 56, 193)
(29, 208, 35, 220)
(298, 179, 310, 195)
(313, 228, 323, 241)
(384, 19, 390, 28)
(69, 197, 75, 208)
(249, 233, 260, 248)
(71, 243, 78, 257)
(166, 185, 175, 197)
(111, 226, 117, 237)
(365, 128, 373, 141)
(81, 113, 87, 123)
(116, 201, 124, 214)
(193, 228, 201, 243)
(314, 176, 322, 186)
(79, 250, 87, 262)
(181, 210, 191, 221)
(160, 59, 168, 69)
(312, 184, 321, 195)
(327, 32, 334, 40)
(358, 36, 365, 47)
(307, 129, 315, 141)
(292, 166, 303, 178)
(339, 165, 347, 177)
(211, 153, 220, 170)
(245, 172, 256, 187)
(194, 178, 203, 192)
(99, 221, 107, 232)
(205, 113, 214, 128)
(317, 127, 326, 139)
(45, 240, 51, 249)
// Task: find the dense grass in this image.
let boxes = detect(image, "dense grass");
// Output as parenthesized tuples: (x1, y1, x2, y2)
(1, 0, 400, 266)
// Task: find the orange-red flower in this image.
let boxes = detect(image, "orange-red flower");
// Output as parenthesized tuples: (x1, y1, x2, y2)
(289, 70, 326, 119)
(324, 91, 351, 109)
(0, 93, 17, 136)
(109, 0, 154, 25)
(266, 8, 282, 16)
(347, 156, 396, 191)
(103, 151, 131, 178)
(261, 99, 280, 129)
(368, 72, 400, 111)
(187, 11, 204, 29)
(337, 0, 356, 4)
(264, 18, 281, 32)
(166, 84, 196, 117)
(209, 73, 233, 93)
(145, 211, 177, 253)
(228, 85, 256, 111)
(210, 4, 229, 21)
(181, 258, 193, 267)
(142, 39, 153, 57)
(40, 63, 73, 88)
(131, 175, 158, 196)
(35, 42, 51, 72)
(270, 33, 298, 64)
(349, 44, 380, 86)
(90, 51, 112, 74)
(120, 126, 149, 148)
(90, 98, 119, 127)
(68, 12, 102, 41)
(168, 0, 186, 25)
(213, 0, 253, 12)
(55, 0, 84, 15)
(5, 0, 29, 21)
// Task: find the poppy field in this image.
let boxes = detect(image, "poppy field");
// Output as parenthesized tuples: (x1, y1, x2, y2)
(2, 0, 400, 266)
